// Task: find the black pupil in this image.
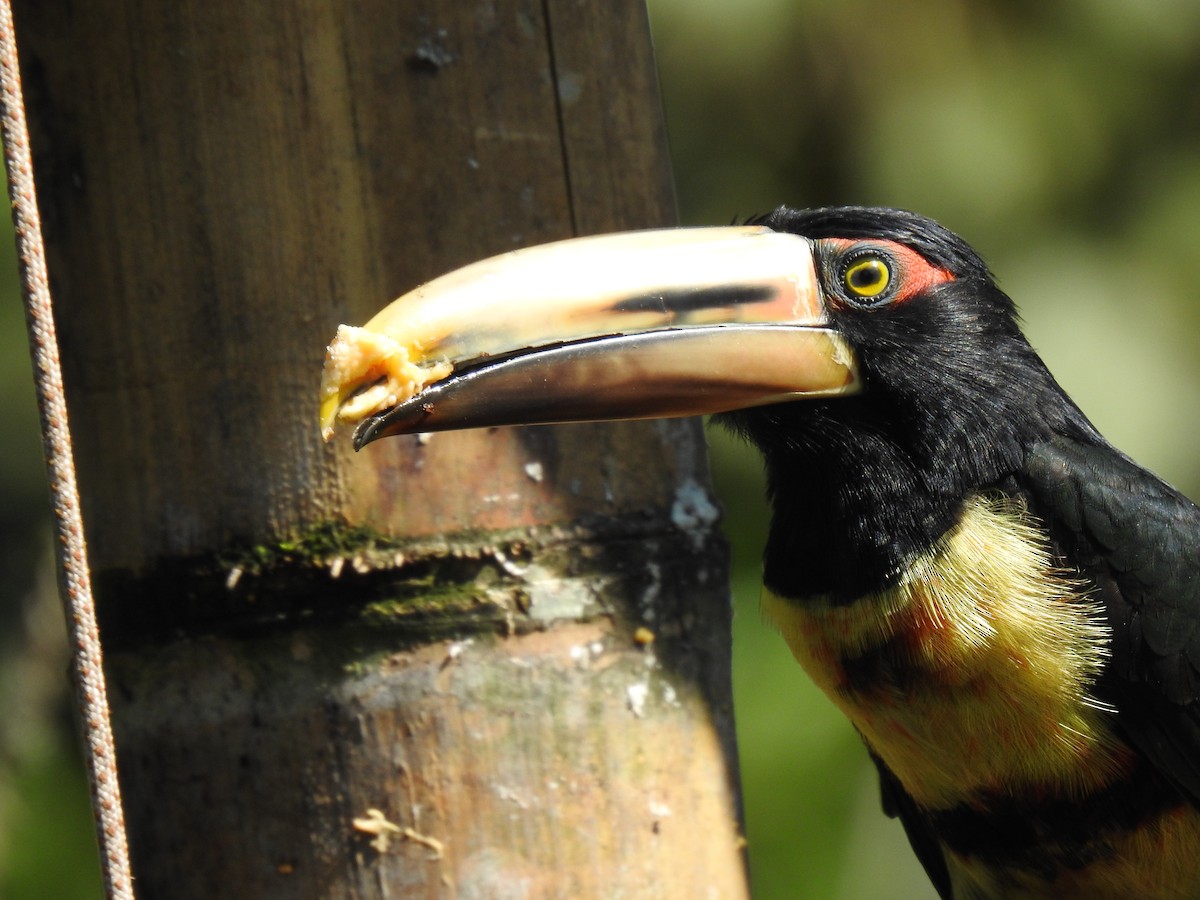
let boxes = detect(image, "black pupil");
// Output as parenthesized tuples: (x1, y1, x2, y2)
(850, 261, 883, 289)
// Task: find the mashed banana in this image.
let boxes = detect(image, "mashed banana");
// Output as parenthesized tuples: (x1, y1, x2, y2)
(319, 325, 451, 441)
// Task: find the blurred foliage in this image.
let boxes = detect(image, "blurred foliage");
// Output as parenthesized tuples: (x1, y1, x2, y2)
(3, 0, 1200, 897)
(0, 210, 101, 898)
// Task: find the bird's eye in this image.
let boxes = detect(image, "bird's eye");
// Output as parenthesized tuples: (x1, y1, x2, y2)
(842, 254, 893, 303)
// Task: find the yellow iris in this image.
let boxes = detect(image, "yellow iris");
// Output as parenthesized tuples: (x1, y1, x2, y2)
(843, 256, 891, 299)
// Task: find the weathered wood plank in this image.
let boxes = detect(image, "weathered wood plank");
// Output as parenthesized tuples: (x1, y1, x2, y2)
(13, 0, 747, 895)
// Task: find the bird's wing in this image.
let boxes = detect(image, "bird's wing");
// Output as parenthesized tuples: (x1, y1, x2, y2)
(1024, 436, 1200, 802)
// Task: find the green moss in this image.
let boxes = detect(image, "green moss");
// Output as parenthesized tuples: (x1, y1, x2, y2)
(362, 582, 497, 622)
(218, 519, 400, 575)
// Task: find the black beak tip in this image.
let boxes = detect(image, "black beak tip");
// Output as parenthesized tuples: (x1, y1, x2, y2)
(351, 397, 435, 450)
(352, 414, 390, 451)
(350, 419, 377, 452)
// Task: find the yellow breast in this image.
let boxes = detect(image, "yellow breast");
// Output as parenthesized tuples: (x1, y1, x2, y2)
(761, 493, 1126, 809)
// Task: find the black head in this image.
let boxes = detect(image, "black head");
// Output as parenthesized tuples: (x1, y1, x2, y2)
(721, 206, 1096, 601)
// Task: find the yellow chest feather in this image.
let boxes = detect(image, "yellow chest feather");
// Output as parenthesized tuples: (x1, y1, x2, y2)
(762, 494, 1125, 809)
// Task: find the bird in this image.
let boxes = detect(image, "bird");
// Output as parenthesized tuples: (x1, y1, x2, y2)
(321, 206, 1200, 898)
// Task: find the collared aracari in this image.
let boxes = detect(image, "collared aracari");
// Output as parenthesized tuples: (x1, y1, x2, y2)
(320, 207, 1200, 899)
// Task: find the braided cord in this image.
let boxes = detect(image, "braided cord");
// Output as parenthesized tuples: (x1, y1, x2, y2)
(0, 4, 134, 897)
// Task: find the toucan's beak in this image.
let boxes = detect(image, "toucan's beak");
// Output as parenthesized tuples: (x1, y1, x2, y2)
(318, 226, 860, 450)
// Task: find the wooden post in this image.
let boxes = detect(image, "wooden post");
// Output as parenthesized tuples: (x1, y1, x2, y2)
(12, 0, 748, 896)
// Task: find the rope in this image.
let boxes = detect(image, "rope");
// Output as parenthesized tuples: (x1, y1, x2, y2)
(0, 4, 135, 897)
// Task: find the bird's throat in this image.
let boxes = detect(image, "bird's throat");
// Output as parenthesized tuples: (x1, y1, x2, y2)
(757, 427, 970, 602)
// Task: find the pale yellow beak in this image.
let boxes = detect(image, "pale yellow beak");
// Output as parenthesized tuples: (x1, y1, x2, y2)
(318, 225, 859, 449)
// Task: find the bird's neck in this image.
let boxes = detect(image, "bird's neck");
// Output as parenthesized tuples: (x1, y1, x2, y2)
(739, 344, 1096, 603)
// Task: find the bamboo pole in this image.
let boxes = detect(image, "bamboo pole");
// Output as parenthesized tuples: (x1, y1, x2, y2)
(11, 0, 748, 896)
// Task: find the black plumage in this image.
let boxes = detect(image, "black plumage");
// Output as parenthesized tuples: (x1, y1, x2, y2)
(723, 206, 1200, 896)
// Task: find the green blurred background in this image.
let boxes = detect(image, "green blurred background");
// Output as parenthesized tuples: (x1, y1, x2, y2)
(4, 0, 1200, 896)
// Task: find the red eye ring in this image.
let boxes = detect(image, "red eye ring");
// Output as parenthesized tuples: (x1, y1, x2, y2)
(823, 238, 956, 308)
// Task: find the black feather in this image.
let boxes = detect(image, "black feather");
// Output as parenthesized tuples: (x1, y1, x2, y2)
(1026, 437, 1200, 794)
(872, 752, 953, 900)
